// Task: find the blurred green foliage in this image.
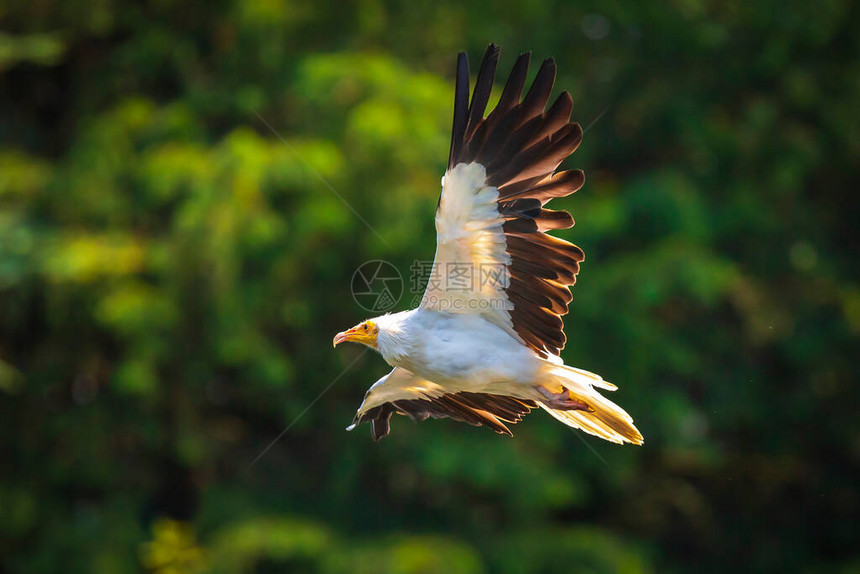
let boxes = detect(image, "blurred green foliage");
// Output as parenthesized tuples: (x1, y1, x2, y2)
(0, 0, 858, 572)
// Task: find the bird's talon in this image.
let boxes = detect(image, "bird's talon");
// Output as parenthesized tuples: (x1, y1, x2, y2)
(537, 385, 590, 411)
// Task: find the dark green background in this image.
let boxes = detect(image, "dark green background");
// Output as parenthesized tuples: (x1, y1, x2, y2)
(1, 1, 857, 572)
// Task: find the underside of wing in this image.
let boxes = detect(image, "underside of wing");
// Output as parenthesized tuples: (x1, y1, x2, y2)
(349, 367, 537, 440)
(422, 44, 586, 358)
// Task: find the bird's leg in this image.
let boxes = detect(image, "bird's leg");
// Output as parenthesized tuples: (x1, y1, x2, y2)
(537, 385, 592, 411)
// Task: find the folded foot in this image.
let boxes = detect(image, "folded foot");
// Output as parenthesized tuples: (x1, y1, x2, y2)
(537, 386, 592, 411)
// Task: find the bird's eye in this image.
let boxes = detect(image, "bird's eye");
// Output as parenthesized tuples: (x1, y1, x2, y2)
(362, 324, 367, 331)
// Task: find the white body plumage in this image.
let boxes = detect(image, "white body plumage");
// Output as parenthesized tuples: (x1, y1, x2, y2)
(375, 309, 541, 389)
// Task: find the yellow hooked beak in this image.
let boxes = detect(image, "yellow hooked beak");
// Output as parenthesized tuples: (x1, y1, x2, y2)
(333, 321, 379, 349)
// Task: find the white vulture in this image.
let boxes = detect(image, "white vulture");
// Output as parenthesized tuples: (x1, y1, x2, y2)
(333, 44, 643, 445)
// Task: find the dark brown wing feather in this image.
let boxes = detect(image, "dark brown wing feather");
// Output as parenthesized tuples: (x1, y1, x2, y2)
(444, 44, 586, 358)
(355, 393, 537, 440)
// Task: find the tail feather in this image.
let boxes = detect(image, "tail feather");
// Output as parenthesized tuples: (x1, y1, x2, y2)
(564, 365, 617, 391)
(539, 364, 643, 445)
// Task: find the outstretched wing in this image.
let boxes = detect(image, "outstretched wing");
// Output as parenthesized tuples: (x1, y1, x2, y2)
(349, 367, 537, 441)
(421, 44, 586, 358)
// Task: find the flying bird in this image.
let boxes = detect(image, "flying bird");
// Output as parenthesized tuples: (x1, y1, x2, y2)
(333, 44, 643, 445)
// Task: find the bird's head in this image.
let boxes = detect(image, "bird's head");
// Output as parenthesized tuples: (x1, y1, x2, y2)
(333, 319, 380, 349)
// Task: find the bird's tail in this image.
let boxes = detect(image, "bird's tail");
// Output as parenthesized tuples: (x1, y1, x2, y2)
(536, 363, 643, 445)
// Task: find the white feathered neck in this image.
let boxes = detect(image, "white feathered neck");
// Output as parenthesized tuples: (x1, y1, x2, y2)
(373, 310, 416, 364)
